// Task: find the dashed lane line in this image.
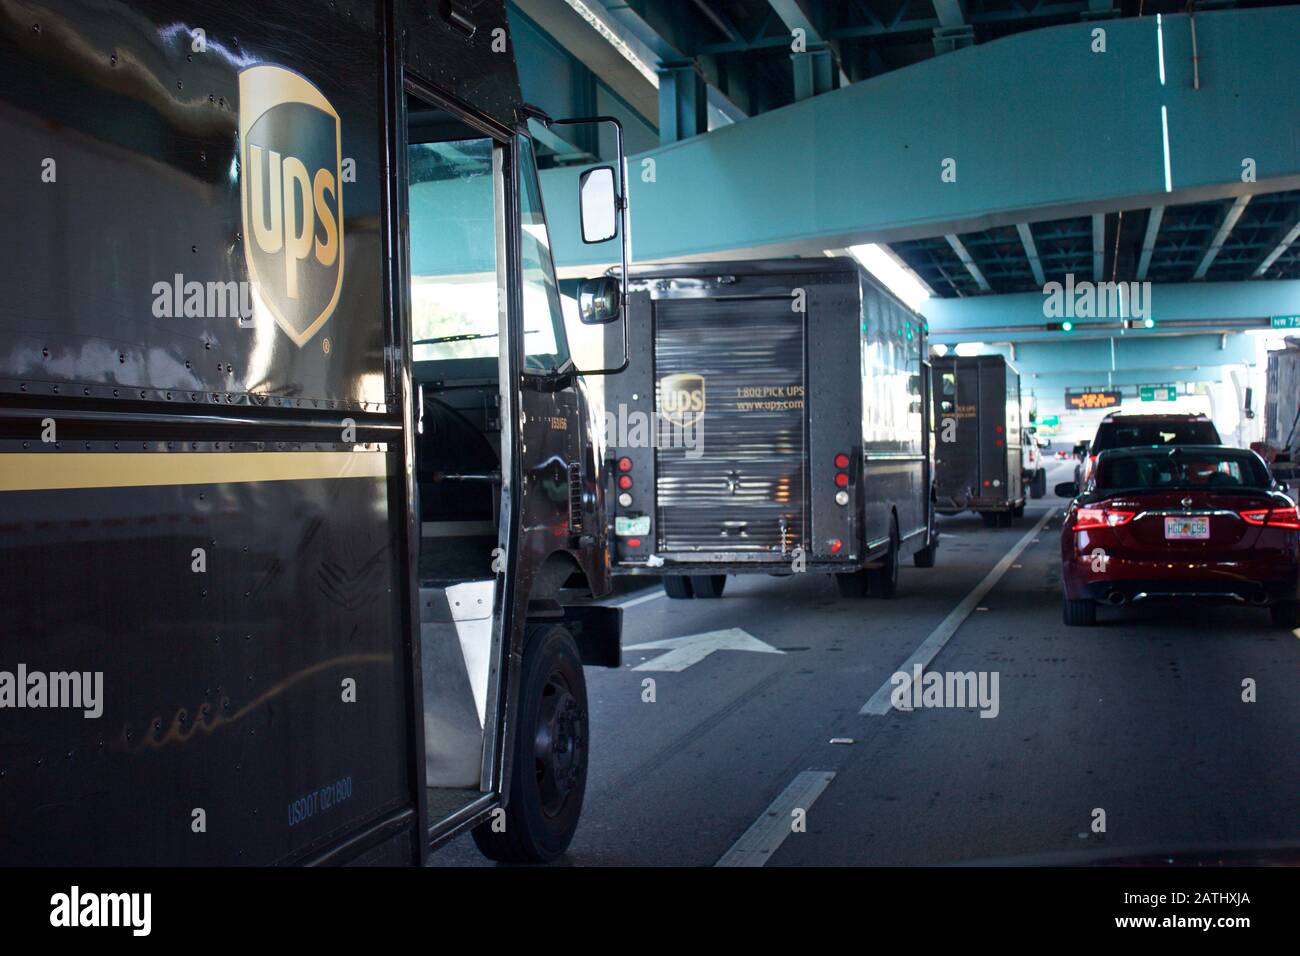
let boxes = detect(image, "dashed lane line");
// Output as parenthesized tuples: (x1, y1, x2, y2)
(859, 507, 1056, 716)
(715, 770, 836, 867)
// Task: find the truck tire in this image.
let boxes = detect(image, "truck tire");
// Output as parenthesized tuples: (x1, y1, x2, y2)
(981, 512, 999, 529)
(834, 570, 870, 598)
(867, 521, 900, 598)
(1062, 596, 1097, 627)
(1011, 502, 1025, 520)
(913, 510, 938, 568)
(1031, 469, 1047, 499)
(690, 574, 727, 598)
(662, 575, 693, 599)
(1269, 601, 1300, 629)
(472, 624, 588, 863)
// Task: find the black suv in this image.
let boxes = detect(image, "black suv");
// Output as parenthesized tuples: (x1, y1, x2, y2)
(1080, 413, 1222, 487)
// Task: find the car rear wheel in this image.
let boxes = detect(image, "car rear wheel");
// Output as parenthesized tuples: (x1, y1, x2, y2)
(690, 574, 727, 598)
(1269, 601, 1300, 629)
(662, 575, 693, 599)
(1062, 595, 1097, 627)
(472, 624, 587, 863)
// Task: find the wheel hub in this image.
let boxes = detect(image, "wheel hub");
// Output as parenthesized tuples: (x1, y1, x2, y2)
(533, 673, 587, 817)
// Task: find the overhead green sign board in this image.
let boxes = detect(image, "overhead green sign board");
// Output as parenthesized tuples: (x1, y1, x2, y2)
(1271, 315, 1300, 329)
(1140, 385, 1177, 402)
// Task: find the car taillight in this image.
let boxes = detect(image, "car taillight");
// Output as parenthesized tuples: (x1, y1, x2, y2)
(1074, 506, 1135, 530)
(1241, 506, 1300, 529)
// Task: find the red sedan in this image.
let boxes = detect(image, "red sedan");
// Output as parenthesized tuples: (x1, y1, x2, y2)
(1055, 445, 1300, 627)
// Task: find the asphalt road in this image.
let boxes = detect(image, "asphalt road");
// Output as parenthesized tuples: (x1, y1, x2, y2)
(432, 459, 1300, 866)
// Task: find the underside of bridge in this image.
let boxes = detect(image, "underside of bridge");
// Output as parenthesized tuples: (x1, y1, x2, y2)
(510, 0, 1300, 430)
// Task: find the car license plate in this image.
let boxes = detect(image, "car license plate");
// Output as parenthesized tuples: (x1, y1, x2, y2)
(1165, 516, 1209, 540)
(615, 516, 650, 536)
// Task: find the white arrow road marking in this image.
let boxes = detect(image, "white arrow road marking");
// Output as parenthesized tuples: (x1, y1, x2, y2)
(860, 506, 1055, 715)
(625, 627, 784, 672)
(716, 770, 836, 867)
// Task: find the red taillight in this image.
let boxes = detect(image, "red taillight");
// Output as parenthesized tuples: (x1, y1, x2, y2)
(829, 538, 843, 554)
(1074, 506, 1135, 531)
(617, 475, 633, 490)
(1241, 506, 1300, 529)
(626, 538, 642, 548)
(834, 472, 849, 489)
(834, 453, 850, 469)
(617, 457, 633, 472)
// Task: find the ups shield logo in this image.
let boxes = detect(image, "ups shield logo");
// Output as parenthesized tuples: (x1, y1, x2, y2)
(239, 65, 343, 347)
(659, 373, 706, 428)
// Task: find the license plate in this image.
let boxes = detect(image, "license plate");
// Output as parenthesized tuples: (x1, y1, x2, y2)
(615, 516, 650, 536)
(1165, 516, 1209, 540)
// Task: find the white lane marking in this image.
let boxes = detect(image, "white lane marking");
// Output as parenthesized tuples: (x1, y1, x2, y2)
(625, 627, 784, 672)
(860, 507, 1055, 716)
(613, 589, 664, 610)
(715, 770, 836, 867)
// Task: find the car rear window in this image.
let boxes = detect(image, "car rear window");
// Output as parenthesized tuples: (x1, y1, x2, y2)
(1092, 420, 1220, 451)
(1096, 451, 1270, 492)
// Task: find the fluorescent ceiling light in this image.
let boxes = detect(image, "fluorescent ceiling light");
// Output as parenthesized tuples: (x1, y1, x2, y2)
(953, 342, 985, 357)
(931, 343, 949, 356)
(563, 0, 660, 88)
(846, 243, 930, 312)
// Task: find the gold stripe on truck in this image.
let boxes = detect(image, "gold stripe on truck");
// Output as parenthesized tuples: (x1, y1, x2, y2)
(0, 451, 389, 492)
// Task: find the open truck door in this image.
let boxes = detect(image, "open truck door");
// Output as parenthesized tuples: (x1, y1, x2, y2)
(0, 0, 624, 867)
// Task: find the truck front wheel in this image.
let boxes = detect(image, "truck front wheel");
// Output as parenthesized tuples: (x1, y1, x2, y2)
(472, 624, 588, 863)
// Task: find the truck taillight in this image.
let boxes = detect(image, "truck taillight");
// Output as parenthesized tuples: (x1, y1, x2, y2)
(618, 457, 633, 472)
(833, 453, 850, 469)
(834, 472, 849, 489)
(617, 475, 633, 490)
(829, 538, 843, 554)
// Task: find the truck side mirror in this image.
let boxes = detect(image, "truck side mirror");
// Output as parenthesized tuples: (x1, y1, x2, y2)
(578, 276, 622, 325)
(578, 166, 618, 244)
(1055, 481, 1079, 498)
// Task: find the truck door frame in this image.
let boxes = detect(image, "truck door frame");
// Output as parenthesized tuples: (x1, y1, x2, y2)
(387, 52, 528, 848)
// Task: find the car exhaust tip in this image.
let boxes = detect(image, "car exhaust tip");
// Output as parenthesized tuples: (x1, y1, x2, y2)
(1106, 591, 1127, 606)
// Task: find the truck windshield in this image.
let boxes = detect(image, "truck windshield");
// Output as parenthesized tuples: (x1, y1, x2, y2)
(516, 135, 570, 373)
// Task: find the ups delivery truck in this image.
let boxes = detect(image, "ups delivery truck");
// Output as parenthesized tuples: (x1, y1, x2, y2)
(0, 0, 630, 865)
(603, 258, 938, 600)
(930, 354, 1026, 526)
